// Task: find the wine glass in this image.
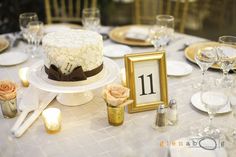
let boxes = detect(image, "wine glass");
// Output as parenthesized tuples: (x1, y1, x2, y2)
(149, 15, 174, 51)
(225, 86, 236, 144)
(19, 12, 38, 53)
(216, 36, 236, 87)
(27, 21, 44, 58)
(82, 8, 101, 32)
(200, 79, 229, 138)
(194, 48, 217, 89)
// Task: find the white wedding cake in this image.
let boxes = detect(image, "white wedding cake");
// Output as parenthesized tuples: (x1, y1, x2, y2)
(42, 29, 103, 81)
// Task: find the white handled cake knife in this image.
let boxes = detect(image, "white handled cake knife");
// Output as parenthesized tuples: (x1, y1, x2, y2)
(11, 87, 39, 133)
(13, 92, 57, 138)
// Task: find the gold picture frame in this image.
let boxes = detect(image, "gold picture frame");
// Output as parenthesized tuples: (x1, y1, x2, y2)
(124, 52, 168, 113)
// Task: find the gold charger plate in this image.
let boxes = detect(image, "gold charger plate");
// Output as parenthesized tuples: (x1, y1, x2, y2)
(44, 23, 81, 29)
(109, 25, 152, 47)
(184, 41, 229, 70)
(44, 23, 82, 34)
(0, 38, 9, 53)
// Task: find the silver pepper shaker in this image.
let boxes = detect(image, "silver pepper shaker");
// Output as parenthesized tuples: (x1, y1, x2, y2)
(153, 104, 166, 131)
(167, 99, 178, 126)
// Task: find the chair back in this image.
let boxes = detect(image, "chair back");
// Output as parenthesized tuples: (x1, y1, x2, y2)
(134, 0, 189, 32)
(44, 0, 97, 24)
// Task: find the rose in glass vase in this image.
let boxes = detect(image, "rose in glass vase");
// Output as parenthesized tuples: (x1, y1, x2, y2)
(103, 84, 132, 126)
(103, 84, 130, 106)
(0, 80, 17, 118)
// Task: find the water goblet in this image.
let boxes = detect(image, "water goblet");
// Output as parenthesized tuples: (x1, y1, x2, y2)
(194, 48, 217, 89)
(19, 12, 38, 53)
(225, 86, 236, 144)
(216, 36, 236, 88)
(149, 15, 174, 51)
(82, 8, 101, 32)
(200, 79, 229, 138)
(27, 21, 44, 58)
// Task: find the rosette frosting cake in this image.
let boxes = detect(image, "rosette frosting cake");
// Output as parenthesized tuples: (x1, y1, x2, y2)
(42, 29, 103, 81)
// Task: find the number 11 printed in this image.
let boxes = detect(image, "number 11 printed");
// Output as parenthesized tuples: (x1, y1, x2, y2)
(138, 74, 156, 96)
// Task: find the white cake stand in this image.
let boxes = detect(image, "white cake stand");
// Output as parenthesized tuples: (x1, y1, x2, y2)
(27, 57, 120, 106)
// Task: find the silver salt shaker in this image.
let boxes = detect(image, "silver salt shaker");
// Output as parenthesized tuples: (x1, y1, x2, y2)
(167, 99, 178, 125)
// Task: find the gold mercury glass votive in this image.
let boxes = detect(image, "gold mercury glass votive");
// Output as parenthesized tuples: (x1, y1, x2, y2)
(0, 97, 17, 118)
(42, 108, 62, 134)
(107, 104, 124, 126)
(18, 67, 29, 87)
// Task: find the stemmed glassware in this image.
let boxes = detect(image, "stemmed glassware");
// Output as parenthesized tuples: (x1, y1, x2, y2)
(27, 21, 44, 58)
(226, 86, 236, 144)
(194, 48, 217, 88)
(200, 79, 229, 138)
(19, 12, 38, 53)
(149, 15, 174, 51)
(216, 36, 236, 87)
(82, 8, 101, 32)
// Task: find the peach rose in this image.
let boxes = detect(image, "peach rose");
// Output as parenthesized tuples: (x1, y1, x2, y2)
(103, 84, 130, 106)
(0, 80, 17, 101)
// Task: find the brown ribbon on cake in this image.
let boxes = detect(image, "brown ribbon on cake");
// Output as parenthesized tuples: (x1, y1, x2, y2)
(45, 63, 103, 81)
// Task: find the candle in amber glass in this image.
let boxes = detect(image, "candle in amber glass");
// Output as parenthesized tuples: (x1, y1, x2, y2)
(18, 67, 29, 87)
(42, 108, 61, 133)
(120, 68, 126, 86)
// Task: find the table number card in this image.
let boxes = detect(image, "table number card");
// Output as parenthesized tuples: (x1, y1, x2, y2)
(124, 52, 168, 113)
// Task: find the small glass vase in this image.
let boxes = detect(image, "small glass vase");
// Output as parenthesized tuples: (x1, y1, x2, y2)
(107, 104, 124, 126)
(0, 97, 17, 118)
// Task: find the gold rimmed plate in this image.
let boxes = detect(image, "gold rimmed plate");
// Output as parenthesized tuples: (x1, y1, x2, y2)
(0, 38, 9, 53)
(184, 41, 236, 70)
(44, 23, 82, 34)
(109, 25, 152, 47)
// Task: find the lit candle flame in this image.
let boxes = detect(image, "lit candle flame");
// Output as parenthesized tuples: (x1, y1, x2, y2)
(42, 108, 62, 133)
(18, 67, 29, 87)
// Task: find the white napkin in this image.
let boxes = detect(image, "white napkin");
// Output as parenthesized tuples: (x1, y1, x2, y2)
(220, 46, 236, 58)
(125, 27, 149, 41)
(170, 147, 227, 157)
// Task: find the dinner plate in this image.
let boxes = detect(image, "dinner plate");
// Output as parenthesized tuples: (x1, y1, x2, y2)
(167, 61, 192, 76)
(109, 25, 152, 46)
(0, 38, 9, 53)
(103, 44, 132, 58)
(191, 92, 231, 114)
(0, 52, 28, 66)
(44, 23, 81, 34)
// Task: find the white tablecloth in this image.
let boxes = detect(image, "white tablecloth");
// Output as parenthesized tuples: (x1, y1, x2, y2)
(0, 30, 235, 157)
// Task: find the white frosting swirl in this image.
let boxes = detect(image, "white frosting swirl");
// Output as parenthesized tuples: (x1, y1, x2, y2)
(42, 29, 103, 75)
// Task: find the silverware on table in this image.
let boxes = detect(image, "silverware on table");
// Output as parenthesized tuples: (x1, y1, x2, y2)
(177, 42, 190, 51)
(5, 32, 26, 48)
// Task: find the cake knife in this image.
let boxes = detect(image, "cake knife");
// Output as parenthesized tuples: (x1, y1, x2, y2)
(13, 92, 57, 138)
(11, 87, 39, 133)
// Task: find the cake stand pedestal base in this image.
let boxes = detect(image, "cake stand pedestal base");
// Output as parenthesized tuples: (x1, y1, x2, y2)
(56, 91, 93, 106)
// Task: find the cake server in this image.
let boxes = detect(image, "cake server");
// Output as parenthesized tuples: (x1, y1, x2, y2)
(11, 86, 39, 133)
(14, 92, 57, 138)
